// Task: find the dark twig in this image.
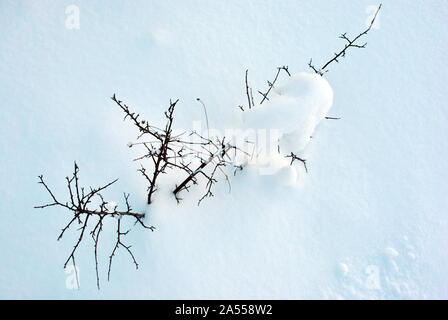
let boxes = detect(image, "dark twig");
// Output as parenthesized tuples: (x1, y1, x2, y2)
(35, 163, 153, 289)
(113, 95, 244, 206)
(309, 4, 382, 75)
(325, 116, 341, 120)
(112, 95, 186, 205)
(259, 66, 291, 105)
(245, 69, 253, 110)
(173, 140, 234, 203)
(286, 152, 308, 173)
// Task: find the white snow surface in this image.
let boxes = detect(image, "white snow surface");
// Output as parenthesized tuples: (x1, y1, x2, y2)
(236, 72, 332, 181)
(0, 0, 448, 299)
(242, 72, 333, 153)
(104, 202, 117, 214)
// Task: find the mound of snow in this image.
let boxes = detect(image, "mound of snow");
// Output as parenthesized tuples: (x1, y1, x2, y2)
(237, 72, 333, 178)
(243, 72, 333, 152)
(104, 201, 117, 213)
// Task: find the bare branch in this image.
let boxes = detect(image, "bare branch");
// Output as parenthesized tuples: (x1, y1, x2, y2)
(325, 116, 341, 120)
(309, 4, 382, 75)
(286, 152, 308, 173)
(245, 69, 253, 110)
(35, 163, 152, 289)
(259, 66, 291, 105)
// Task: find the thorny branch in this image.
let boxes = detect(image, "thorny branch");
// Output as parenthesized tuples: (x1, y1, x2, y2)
(258, 65, 291, 104)
(34, 162, 154, 289)
(245, 69, 255, 110)
(236, 6, 381, 172)
(285, 152, 308, 173)
(112, 95, 187, 205)
(309, 4, 382, 75)
(112, 94, 242, 206)
(35, 6, 382, 290)
(172, 137, 236, 205)
(238, 66, 291, 111)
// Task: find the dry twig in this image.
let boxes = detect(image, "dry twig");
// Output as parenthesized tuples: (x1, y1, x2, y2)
(35, 163, 154, 289)
(309, 4, 382, 75)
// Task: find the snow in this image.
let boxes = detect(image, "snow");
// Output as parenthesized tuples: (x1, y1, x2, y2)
(240, 72, 333, 166)
(384, 247, 400, 258)
(338, 263, 349, 277)
(104, 202, 117, 214)
(1, 0, 448, 299)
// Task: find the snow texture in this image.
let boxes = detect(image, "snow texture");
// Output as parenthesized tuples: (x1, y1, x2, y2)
(238, 72, 333, 180)
(0, 0, 447, 299)
(243, 72, 333, 152)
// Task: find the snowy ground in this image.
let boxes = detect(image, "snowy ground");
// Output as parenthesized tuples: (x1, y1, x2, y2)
(0, 0, 447, 299)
